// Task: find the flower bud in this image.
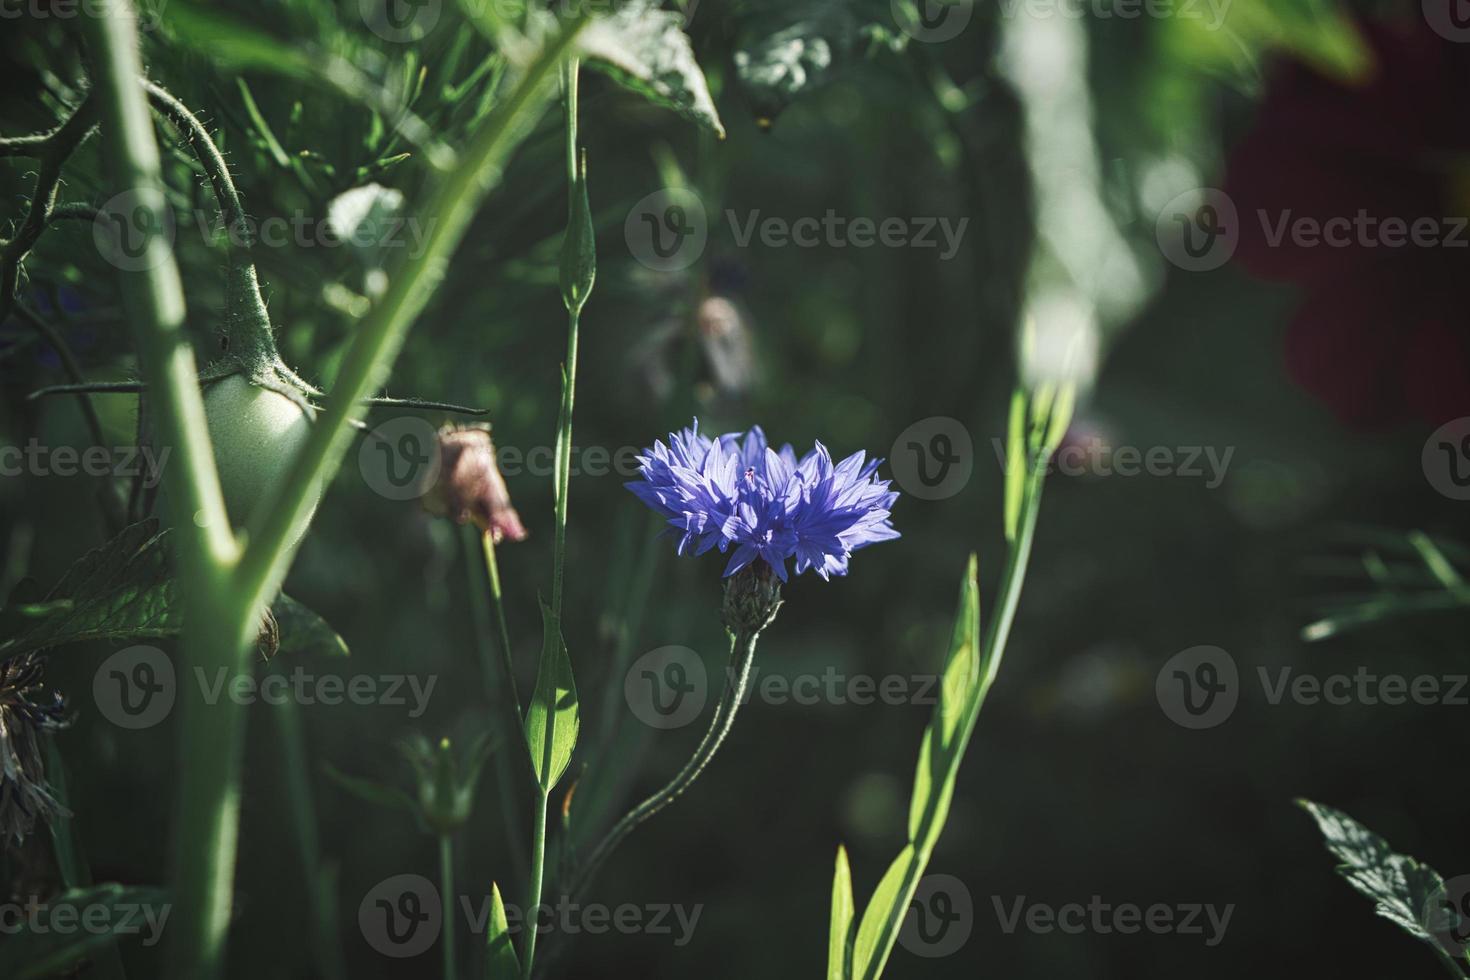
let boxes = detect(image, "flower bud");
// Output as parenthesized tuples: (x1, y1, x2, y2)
(421, 425, 528, 543)
(722, 561, 783, 634)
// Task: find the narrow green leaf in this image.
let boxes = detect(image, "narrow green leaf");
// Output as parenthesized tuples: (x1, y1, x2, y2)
(524, 600, 580, 792)
(907, 555, 980, 846)
(321, 764, 417, 814)
(828, 845, 855, 980)
(559, 150, 597, 315)
(580, 0, 725, 138)
(1407, 531, 1467, 596)
(851, 845, 918, 980)
(1003, 389, 1026, 542)
(0, 884, 170, 980)
(484, 882, 521, 979)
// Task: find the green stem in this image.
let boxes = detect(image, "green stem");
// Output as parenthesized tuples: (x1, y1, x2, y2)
(463, 525, 528, 890)
(235, 13, 590, 630)
(80, 9, 246, 980)
(275, 692, 345, 980)
(440, 834, 457, 980)
(482, 532, 522, 718)
(521, 791, 550, 980)
(569, 626, 763, 901)
(523, 55, 584, 980)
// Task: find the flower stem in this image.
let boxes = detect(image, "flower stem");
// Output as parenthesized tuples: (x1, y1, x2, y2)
(521, 791, 550, 980)
(463, 525, 529, 890)
(568, 626, 763, 901)
(439, 833, 456, 980)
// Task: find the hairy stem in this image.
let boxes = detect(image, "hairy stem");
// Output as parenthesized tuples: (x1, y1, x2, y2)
(569, 626, 762, 901)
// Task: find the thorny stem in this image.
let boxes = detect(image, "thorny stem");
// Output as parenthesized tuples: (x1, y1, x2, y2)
(0, 93, 97, 331)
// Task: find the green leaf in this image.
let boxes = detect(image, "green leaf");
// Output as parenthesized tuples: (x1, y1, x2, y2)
(1003, 389, 1026, 543)
(828, 845, 855, 980)
(580, 0, 726, 138)
(484, 882, 521, 979)
(524, 600, 580, 792)
(558, 150, 597, 315)
(1298, 800, 1449, 947)
(0, 884, 170, 980)
(0, 520, 175, 658)
(322, 763, 417, 815)
(731, 0, 900, 125)
(0, 521, 347, 661)
(1162, 0, 1370, 88)
(907, 555, 980, 849)
(273, 595, 351, 658)
(159, 1, 314, 77)
(851, 845, 918, 980)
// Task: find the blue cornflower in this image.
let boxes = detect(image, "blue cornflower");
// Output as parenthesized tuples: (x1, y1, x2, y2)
(626, 419, 900, 581)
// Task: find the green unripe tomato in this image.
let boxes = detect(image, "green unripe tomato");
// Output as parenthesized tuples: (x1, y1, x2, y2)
(203, 375, 319, 535)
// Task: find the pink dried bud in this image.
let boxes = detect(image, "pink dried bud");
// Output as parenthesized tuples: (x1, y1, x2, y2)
(421, 425, 528, 543)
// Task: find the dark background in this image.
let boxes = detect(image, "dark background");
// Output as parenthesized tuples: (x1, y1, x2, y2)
(2, 0, 1465, 977)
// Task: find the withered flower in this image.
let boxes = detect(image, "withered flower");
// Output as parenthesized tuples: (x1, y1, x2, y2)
(421, 425, 528, 543)
(0, 653, 70, 844)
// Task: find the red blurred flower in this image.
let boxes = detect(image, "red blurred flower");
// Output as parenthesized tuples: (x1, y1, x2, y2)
(1222, 16, 1470, 427)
